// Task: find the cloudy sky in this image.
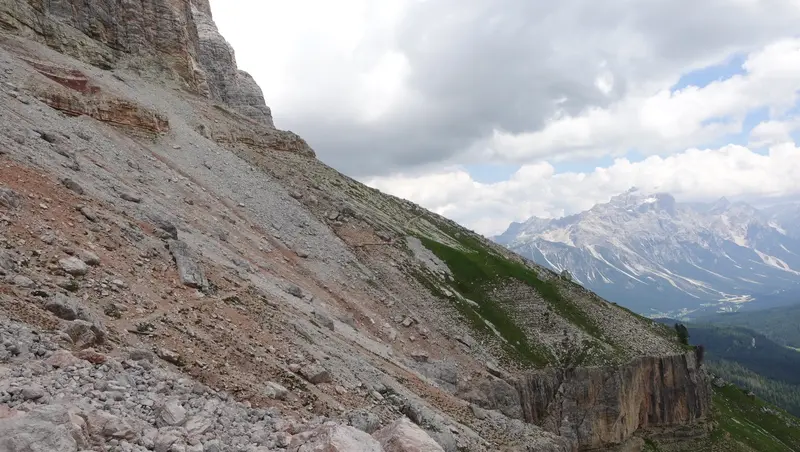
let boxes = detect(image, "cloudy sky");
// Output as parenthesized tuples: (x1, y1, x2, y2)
(211, 0, 800, 236)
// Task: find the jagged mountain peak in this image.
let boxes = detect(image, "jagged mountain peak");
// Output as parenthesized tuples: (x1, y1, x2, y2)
(709, 196, 732, 213)
(600, 190, 677, 216)
(497, 189, 800, 316)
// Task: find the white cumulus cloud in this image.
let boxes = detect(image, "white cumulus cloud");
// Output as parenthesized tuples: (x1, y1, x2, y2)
(367, 143, 800, 236)
(481, 39, 800, 164)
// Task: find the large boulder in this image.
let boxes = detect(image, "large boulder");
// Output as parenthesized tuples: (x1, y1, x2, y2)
(400, 403, 457, 452)
(0, 404, 88, 451)
(289, 423, 383, 452)
(58, 257, 89, 276)
(44, 294, 91, 322)
(299, 363, 331, 385)
(373, 417, 445, 452)
(0, 186, 21, 209)
(86, 411, 138, 441)
(61, 320, 105, 349)
(0, 250, 17, 274)
(156, 399, 187, 427)
(168, 240, 208, 289)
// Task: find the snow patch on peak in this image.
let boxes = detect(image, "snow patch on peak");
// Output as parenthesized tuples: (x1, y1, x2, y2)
(539, 228, 574, 247)
(769, 221, 787, 235)
(496, 188, 800, 315)
(754, 250, 800, 275)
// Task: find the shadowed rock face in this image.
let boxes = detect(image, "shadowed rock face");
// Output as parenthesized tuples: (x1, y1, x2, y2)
(516, 352, 711, 450)
(0, 0, 273, 126)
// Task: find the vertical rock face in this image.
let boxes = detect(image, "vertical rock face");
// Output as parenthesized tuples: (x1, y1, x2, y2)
(0, 0, 274, 126)
(192, 4, 274, 126)
(516, 352, 711, 450)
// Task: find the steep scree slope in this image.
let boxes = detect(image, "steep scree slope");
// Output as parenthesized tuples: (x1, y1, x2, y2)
(0, 1, 765, 451)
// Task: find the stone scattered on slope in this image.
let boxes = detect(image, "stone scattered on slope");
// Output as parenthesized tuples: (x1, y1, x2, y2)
(264, 381, 289, 400)
(61, 320, 105, 349)
(78, 249, 100, 266)
(299, 363, 331, 384)
(38, 131, 60, 143)
(44, 350, 84, 369)
(0, 187, 21, 209)
(128, 349, 156, 362)
(152, 217, 179, 240)
(60, 177, 84, 195)
(0, 250, 17, 274)
(374, 417, 446, 452)
(21, 385, 46, 401)
(168, 240, 208, 289)
(119, 192, 142, 203)
(285, 283, 303, 298)
(58, 257, 89, 276)
(11, 274, 35, 288)
(0, 318, 328, 452)
(77, 206, 98, 222)
(44, 294, 90, 321)
(410, 351, 429, 363)
(157, 348, 185, 366)
(347, 408, 380, 434)
(157, 399, 187, 427)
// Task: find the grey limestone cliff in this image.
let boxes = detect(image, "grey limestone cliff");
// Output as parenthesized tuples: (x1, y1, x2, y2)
(0, 0, 274, 126)
(516, 351, 711, 450)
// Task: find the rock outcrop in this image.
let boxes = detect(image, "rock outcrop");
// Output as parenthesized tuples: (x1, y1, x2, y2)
(288, 423, 383, 452)
(516, 352, 711, 449)
(168, 240, 208, 290)
(27, 74, 170, 134)
(374, 417, 445, 452)
(0, 0, 273, 126)
(192, 4, 274, 126)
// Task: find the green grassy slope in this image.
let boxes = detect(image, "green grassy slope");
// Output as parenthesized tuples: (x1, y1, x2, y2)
(643, 384, 800, 452)
(710, 383, 800, 451)
(700, 303, 800, 348)
(709, 360, 800, 418)
(407, 217, 676, 368)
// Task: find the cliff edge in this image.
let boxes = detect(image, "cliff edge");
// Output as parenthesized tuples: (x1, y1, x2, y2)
(518, 352, 710, 449)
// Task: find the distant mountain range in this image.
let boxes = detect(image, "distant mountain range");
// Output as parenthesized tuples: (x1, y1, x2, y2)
(494, 188, 800, 316)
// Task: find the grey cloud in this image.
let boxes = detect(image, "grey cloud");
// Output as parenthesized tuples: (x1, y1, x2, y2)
(272, 0, 800, 177)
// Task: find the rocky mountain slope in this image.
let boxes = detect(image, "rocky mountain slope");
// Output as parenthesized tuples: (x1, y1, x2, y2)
(0, 1, 790, 451)
(495, 188, 800, 317)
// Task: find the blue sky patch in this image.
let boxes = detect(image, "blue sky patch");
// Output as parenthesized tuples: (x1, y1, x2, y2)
(551, 155, 619, 173)
(671, 53, 747, 92)
(464, 163, 520, 183)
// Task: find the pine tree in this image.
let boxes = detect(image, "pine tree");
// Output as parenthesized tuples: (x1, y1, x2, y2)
(675, 323, 690, 346)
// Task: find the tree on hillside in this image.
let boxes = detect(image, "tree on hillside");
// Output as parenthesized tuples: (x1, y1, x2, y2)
(675, 323, 690, 346)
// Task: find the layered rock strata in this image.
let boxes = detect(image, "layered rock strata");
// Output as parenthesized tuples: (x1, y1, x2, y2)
(516, 352, 710, 449)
